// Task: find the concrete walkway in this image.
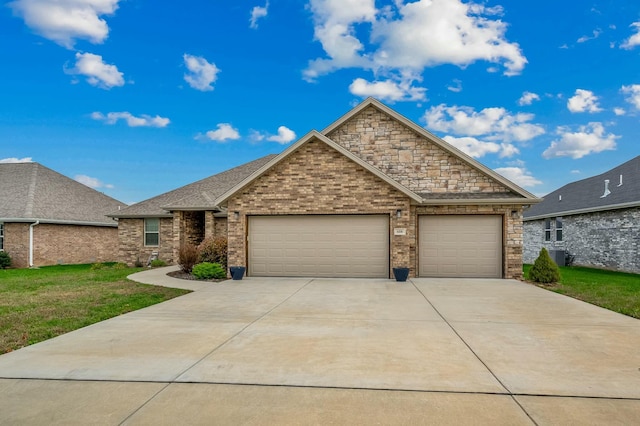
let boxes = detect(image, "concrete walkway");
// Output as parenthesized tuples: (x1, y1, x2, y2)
(1, 267, 639, 424)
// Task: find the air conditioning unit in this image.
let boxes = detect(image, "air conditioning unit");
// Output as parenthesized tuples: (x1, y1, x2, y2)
(549, 250, 565, 267)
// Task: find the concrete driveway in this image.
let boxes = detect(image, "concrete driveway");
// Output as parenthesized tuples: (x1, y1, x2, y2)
(1, 267, 639, 425)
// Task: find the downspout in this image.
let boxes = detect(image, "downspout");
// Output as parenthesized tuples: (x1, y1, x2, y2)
(29, 220, 40, 267)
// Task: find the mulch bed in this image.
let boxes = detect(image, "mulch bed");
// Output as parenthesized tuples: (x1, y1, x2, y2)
(166, 270, 227, 282)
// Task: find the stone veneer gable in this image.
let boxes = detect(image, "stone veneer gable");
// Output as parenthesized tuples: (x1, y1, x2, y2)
(327, 106, 514, 195)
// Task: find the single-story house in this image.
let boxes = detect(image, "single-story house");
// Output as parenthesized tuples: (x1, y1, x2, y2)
(524, 155, 640, 273)
(0, 162, 125, 268)
(111, 98, 539, 279)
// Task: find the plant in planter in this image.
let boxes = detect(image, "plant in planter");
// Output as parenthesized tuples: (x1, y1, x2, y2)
(393, 267, 410, 282)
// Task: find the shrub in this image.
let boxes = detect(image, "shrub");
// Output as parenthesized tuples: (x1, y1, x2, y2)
(178, 243, 198, 273)
(150, 259, 167, 267)
(192, 262, 226, 280)
(197, 237, 228, 268)
(529, 248, 561, 284)
(112, 262, 129, 270)
(90, 263, 106, 270)
(0, 251, 11, 269)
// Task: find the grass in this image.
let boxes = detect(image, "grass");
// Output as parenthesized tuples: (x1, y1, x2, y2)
(523, 264, 640, 319)
(0, 263, 190, 354)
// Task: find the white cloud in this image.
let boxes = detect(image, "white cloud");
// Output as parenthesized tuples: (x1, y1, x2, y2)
(621, 22, 640, 49)
(621, 84, 640, 110)
(266, 126, 296, 144)
(0, 157, 33, 163)
(494, 167, 542, 188)
(567, 89, 602, 113)
(183, 54, 220, 91)
(373, 0, 526, 76)
(447, 79, 462, 93)
(91, 111, 170, 128)
(571, 170, 581, 174)
(250, 2, 268, 29)
(349, 77, 426, 102)
(304, 0, 377, 80)
(204, 123, 240, 142)
(9, 0, 120, 48)
(75, 174, 114, 189)
(518, 91, 540, 106)
(543, 122, 618, 159)
(442, 136, 500, 158)
(425, 104, 544, 159)
(613, 107, 626, 116)
(424, 104, 545, 142)
(304, 0, 526, 82)
(66, 52, 124, 89)
(577, 29, 601, 43)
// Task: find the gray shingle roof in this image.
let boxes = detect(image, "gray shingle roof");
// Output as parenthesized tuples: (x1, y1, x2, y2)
(110, 154, 277, 218)
(0, 162, 125, 226)
(524, 155, 640, 220)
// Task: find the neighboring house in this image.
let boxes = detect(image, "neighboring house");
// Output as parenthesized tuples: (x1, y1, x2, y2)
(0, 162, 125, 268)
(112, 98, 539, 279)
(524, 155, 640, 273)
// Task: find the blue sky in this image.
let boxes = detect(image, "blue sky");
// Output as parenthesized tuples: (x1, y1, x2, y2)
(2, 0, 639, 204)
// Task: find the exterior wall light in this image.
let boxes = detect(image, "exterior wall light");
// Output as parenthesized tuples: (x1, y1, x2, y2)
(396, 209, 402, 218)
(234, 211, 240, 220)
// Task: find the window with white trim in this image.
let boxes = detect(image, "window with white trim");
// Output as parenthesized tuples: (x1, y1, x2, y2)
(544, 219, 551, 242)
(144, 218, 159, 246)
(0, 223, 4, 250)
(556, 218, 563, 241)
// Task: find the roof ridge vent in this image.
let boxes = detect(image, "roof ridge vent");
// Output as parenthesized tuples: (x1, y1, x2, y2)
(600, 179, 611, 198)
(618, 174, 623, 187)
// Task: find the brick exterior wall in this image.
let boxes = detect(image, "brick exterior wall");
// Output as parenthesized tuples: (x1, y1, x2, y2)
(2, 222, 118, 268)
(227, 139, 411, 277)
(214, 217, 227, 238)
(524, 207, 640, 273)
(3, 223, 30, 268)
(118, 218, 174, 266)
(327, 106, 514, 195)
(226, 137, 525, 279)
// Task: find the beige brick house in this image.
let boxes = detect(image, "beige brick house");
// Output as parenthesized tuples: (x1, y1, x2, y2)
(0, 162, 124, 268)
(113, 98, 539, 279)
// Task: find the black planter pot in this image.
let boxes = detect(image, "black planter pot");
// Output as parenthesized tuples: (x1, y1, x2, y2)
(393, 267, 409, 282)
(229, 266, 246, 280)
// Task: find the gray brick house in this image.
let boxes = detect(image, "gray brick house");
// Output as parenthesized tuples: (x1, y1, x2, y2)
(524, 155, 640, 273)
(0, 162, 124, 268)
(112, 98, 539, 279)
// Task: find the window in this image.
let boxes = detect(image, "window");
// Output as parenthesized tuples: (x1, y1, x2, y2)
(144, 218, 159, 246)
(556, 218, 563, 241)
(0, 223, 3, 250)
(544, 219, 551, 241)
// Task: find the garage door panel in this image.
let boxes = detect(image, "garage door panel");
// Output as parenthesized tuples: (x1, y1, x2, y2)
(419, 215, 502, 278)
(249, 215, 389, 278)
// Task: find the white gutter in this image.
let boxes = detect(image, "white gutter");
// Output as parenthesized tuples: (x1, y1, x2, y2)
(29, 220, 39, 268)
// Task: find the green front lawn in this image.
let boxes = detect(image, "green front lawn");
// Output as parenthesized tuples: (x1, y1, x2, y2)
(524, 265, 640, 319)
(0, 263, 190, 354)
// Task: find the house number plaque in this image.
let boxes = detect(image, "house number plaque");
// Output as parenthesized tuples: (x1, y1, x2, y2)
(394, 228, 407, 236)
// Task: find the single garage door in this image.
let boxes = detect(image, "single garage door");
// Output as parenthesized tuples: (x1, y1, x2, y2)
(248, 215, 389, 278)
(419, 215, 502, 278)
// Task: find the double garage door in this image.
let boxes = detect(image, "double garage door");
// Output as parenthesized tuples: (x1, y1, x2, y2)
(247, 214, 503, 278)
(248, 215, 389, 278)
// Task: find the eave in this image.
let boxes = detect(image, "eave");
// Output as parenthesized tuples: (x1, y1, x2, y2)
(0, 218, 118, 227)
(524, 200, 640, 221)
